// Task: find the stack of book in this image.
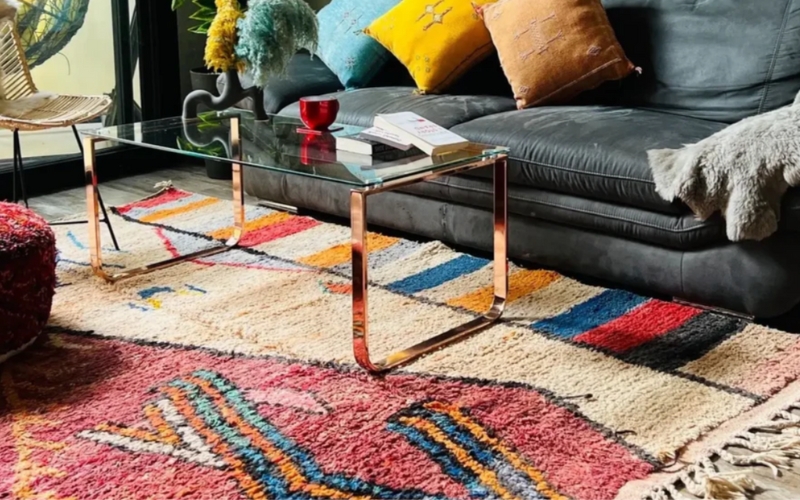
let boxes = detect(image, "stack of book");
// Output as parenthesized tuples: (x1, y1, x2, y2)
(335, 112, 468, 170)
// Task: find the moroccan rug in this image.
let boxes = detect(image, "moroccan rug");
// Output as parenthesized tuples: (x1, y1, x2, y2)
(3, 187, 800, 500)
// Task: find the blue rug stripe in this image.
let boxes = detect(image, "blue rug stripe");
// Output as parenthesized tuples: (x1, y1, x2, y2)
(190, 371, 445, 499)
(386, 421, 492, 497)
(402, 407, 548, 500)
(169, 379, 293, 498)
(387, 255, 489, 295)
(531, 289, 648, 339)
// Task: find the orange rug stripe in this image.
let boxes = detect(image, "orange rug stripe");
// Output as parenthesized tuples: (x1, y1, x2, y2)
(185, 376, 369, 500)
(162, 386, 269, 500)
(448, 269, 561, 312)
(144, 403, 182, 446)
(425, 402, 568, 500)
(140, 198, 219, 223)
(299, 234, 399, 268)
(400, 416, 517, 500)
(207, 212, 292, 240)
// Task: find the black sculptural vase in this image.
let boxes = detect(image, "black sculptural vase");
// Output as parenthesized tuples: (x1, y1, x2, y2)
(183, 70, 267, 121)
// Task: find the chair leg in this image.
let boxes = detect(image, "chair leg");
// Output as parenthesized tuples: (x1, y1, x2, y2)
(13, 129, 29, 207)
(71, 125, 83, 154)
(97, 190, 120, 251)
(12, 130, 18, 203)
(72, 125, 120, 251)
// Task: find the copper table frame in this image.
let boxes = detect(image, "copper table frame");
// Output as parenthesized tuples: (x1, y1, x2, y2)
(83, 116, 508, 372)
(83, 117, 246, 283)
(351, 154, 508, 372)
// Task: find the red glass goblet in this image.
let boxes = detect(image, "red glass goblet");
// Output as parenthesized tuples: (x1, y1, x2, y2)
(299, 96, 340, 131)
(300, 132, 337, 166)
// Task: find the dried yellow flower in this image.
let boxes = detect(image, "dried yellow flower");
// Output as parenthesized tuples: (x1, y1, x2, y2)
(204, 0, 244, 73)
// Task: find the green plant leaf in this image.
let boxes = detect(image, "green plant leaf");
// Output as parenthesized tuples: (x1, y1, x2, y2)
(176, 136, 225, 157)
(196, 112, 226, 132)
(171, 0, 185, 10)
(188, 23, 211, 35)
(189, 7, 216, 20)
(184, 0, 217, 36)
(193, 0, 217, 10)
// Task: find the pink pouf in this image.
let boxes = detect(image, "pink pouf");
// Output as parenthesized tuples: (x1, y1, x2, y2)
(0, 202, 56, 361)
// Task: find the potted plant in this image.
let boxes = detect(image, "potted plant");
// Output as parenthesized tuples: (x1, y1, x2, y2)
(181, 0, 318, 121)
(172, 0, 231, 178)
(176, 0, 319, 178)
(171, 0, 220, 92)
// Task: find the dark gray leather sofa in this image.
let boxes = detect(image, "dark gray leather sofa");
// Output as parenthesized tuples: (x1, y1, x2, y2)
(233, 0, 800, 318)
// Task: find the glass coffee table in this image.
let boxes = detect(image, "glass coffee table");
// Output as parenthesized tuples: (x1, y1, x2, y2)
(82, 113, 509, 373)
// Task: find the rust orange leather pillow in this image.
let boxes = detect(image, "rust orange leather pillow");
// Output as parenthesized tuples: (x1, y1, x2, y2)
(481, 0, 635, 109)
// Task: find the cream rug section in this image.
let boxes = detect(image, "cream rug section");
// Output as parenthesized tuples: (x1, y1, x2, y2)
(50, 189, 800, 489)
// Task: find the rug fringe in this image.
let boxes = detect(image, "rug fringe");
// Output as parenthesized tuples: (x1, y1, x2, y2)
(153, 180, 174, 191)
(643, 404, 800, 499)
(108, 182, 175, 215)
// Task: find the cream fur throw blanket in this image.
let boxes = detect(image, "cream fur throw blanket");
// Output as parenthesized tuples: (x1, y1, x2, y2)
(648, 93, 800, 241)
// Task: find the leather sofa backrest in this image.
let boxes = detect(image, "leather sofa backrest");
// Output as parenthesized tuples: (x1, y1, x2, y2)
(602, 0, 800, 123)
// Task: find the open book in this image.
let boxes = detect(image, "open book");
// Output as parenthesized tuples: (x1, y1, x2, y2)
(373, 112, 468, 156)
(334, 112, 469, 158)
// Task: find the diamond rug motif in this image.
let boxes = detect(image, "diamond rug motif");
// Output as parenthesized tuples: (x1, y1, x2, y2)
(3, 188, 800, 499)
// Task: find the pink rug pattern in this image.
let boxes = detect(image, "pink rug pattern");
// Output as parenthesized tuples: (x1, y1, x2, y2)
(7, 188, 800, 499)
(0, 331, 652, 499)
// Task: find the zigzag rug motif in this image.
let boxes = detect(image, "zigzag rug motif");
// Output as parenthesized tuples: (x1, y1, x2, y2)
(6, 187, 800, 499)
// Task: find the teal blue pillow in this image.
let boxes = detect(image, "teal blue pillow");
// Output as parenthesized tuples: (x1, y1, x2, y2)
(316, 0, 400, 89)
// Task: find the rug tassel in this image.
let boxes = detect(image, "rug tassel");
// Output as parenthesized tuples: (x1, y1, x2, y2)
(643, 404, 800, 499)
(649, 463, 757, 500)
(702, 472, 757, 500)
(718, 449, 794, 477)
(153, 180, 174, 191)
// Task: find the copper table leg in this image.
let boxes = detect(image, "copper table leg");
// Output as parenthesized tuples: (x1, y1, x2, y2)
(352, 157, 509, 373)
(84, 117, 246, 283)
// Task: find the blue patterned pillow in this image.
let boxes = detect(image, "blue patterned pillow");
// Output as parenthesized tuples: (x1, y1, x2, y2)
(316, 0, 400, 89)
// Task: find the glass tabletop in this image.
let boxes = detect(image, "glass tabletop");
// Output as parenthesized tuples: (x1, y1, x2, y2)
(88, 112, 508, 188)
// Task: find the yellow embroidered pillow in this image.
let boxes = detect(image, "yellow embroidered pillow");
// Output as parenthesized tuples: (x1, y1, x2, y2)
(481, 0, 635, 108)
(365, 0, 498, 93)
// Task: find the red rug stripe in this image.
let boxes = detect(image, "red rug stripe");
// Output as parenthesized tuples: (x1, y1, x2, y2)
(240, 216, 320, 247)
(116, 189, 191, 214)
(574, 301, 702, 353)
(155, 227, 180, 258)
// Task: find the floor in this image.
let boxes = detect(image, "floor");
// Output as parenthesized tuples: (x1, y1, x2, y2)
(25, 165, 800, 499)
(26, 165, 260, 221)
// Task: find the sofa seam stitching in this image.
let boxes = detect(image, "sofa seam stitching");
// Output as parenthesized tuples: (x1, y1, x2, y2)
(422, 179, 717, 235)
(507, 156, 657, 184)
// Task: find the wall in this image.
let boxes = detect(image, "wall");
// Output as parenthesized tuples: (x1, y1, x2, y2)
(29, 0, 140, 101)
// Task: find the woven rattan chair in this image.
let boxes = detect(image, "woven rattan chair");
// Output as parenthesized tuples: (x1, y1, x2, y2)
(1, 17, 119, 249)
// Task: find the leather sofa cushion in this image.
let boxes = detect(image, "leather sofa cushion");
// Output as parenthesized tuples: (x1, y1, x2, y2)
(242, 166, 800, 317)
(222, 51, 511, 117)
(451, 106, 727, 215)
(280, 87, 517, 129)
(217, 53, 343, 115)
(601, 0, 800, 123)
(781, 190, 800, 233)
(398, 174, 724, 250)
